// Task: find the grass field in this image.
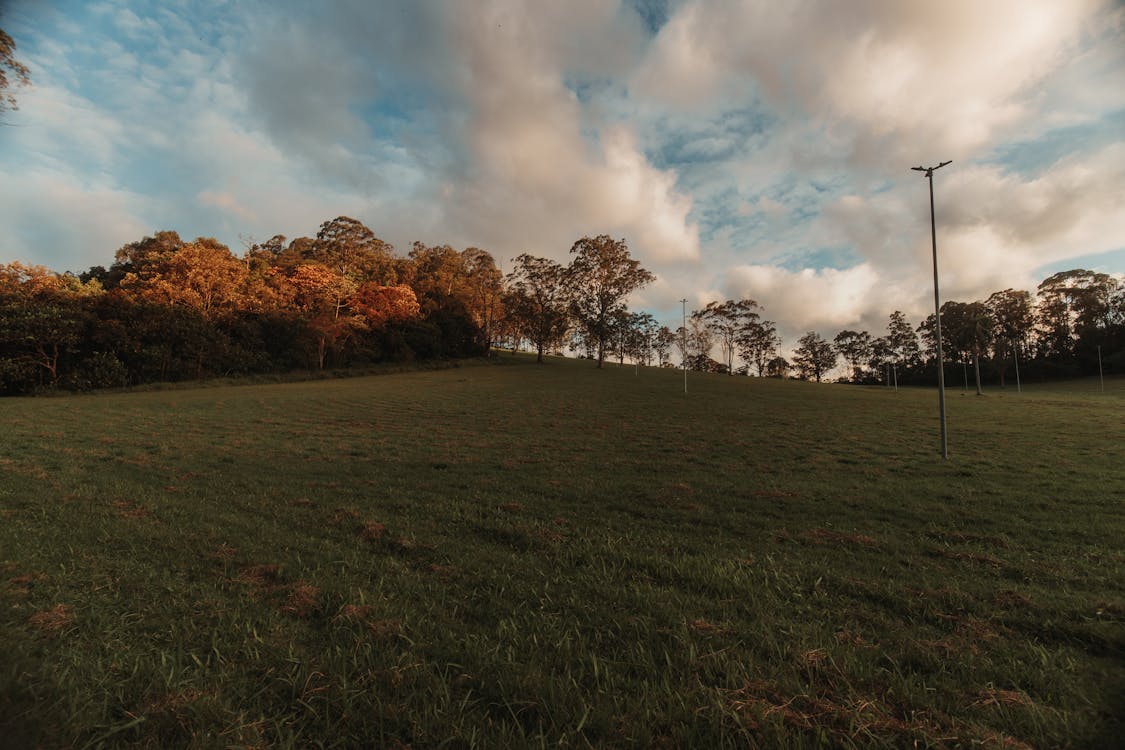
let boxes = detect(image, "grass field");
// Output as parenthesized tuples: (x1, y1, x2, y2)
(1, 356, 1122, 748)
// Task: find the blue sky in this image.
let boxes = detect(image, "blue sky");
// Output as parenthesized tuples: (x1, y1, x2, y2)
(2, 0, 1123, 346)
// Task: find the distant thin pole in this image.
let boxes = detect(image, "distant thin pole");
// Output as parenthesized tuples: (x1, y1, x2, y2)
(1098, 345, 1104, 393)
(913, 160, 951, 459)
(1013, 340, 1022, 393)
(681, 299, 688, 394)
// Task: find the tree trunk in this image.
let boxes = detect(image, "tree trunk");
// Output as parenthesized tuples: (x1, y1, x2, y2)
(974, 351, 983, 395)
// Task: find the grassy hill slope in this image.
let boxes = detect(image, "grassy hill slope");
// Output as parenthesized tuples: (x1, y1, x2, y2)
(2, 357, 1122, 747)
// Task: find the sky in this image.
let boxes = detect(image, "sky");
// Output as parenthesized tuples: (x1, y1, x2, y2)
(2, 0, 1123, 348)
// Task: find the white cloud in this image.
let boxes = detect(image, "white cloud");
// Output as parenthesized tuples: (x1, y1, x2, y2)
(2, 0, 1121, 342)
(634, 0, 1112, 166)
(0, 167, 149, 271)
(197, 189, 254, 222)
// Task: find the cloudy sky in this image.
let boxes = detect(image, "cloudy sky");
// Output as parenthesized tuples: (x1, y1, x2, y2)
(2, 0, 1123, 345)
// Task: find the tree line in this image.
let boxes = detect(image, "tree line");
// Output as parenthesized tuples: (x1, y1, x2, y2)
(0, 219, 660, 394)
(786, 270, 1124, 387)
(1, 213, 1120, 394)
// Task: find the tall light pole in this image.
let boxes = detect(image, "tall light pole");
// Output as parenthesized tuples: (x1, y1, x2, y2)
(912, 160, 951, 459)
(681, 298, 688, 394)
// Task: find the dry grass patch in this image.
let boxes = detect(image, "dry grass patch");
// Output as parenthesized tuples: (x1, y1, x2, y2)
(972, 688, 1034, 708)
(929, 548, 1007, 568)
(802, 528, 879, 547)
(993, 590, 1033, 608)
(28, 604, 75, 635)
(234, 563, 284, 591)
(834, 630, 871, 648)
(722, 680, 955, 743)
(6, 572, 47, 597)
(330, 507, 360, 526)
(360, 520, 386, 540)
(281, 582, 321, 619)
(210, 543, 238, 562)
(334, 605, 402, 638)
(799, 648, 829, 669)
(688, 618, 733, 636)
(112, 500, 149, 519)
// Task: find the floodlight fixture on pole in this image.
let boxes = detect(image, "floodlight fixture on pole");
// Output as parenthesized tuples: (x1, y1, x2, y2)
(681, 299, 688, 394)
(912, 160, 951, 459)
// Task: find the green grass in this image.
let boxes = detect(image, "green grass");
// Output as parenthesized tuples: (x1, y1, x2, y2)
(2, 356, 1122, 748)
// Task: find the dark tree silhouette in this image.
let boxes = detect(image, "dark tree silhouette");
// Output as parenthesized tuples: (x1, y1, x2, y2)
(1, 28, 31, 115)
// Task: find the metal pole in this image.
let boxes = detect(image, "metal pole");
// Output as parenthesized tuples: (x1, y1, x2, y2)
(913, 161, 951, 459)
(1098, 345, 1104, 393)
(1013, 340, 1022, 393)
(681, 299, 687, 393)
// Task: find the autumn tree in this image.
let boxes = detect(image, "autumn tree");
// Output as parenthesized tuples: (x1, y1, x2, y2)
(110, 231, 185, 287)
(792, 331, 836, 382)
(309, 216, 398, 284)
(119, 238, 249, 318)
(833, 329, 873, 382)
(695, 299, 760, 375)
(351, 283, 421, 329)
(1, 27, 31, 116)
(287, 264, 361, 369)
(566, 235, 655, 368)
(505, 254, 571, 363)
(406, 242, 465, 314)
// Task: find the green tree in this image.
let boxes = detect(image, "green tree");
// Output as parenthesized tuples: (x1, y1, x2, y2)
(941, 301, 993, 395)
(566, 235, 655, 368)
(833, 329, 873, 382)
(792, 331, 836, 382)
(0, 297, 85, 388)
(652, 325, 676, 367)
(461, 247, 504, 355)
(886, 311, 921, 369)
(695, 299, 760, 375)
(766, 355, 790, 378)
(675, 315, 713, 369)
(1036, 269, 1120, 362)
(986, 289, 1033, 387)
(737, 319, 779, 377)
(505, 254, 571, 364)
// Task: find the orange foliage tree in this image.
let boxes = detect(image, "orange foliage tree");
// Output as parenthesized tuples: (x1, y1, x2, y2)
(119, 238, 248, 318)
(351, 283, 421, 329)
